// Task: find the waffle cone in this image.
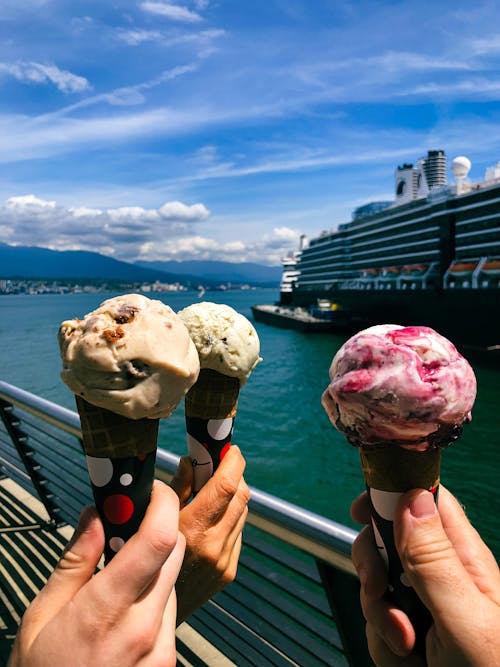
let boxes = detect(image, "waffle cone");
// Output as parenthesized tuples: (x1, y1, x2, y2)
(185, 368, 239, 419)
(76, 395, 159, 458)
(360, 445, 441, 492)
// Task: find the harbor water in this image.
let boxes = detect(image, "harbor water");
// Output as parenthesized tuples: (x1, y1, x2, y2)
(0, 288, 498, 560)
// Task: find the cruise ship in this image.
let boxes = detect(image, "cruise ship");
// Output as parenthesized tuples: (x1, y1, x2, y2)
(255, 151, 500, 350)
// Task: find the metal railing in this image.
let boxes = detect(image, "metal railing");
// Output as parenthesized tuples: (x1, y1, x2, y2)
(0, 380, 370, 666)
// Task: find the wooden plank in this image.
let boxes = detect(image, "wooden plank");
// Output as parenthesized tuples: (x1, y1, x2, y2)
(190, 604, 294, 667)
(235, 568, 343, 649)
(239, 549, 330, 615)
(244, 527, 321, 584)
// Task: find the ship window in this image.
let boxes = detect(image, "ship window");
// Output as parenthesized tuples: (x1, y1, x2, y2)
(396, 180, 406, 196)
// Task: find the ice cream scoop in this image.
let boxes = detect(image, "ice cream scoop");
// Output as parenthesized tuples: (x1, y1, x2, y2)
(58, 294, 199, 561)
(59, 293, 199, 420)
(322, 324, 476, 451)
(178, 301, 261, 385)
(178, 301, 261, 491)
(322, 324, 476, 652)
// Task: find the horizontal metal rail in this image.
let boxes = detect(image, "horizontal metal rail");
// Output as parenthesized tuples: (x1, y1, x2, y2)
(0, 380, 357, 574)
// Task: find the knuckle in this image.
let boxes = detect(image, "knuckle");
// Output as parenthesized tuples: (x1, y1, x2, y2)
(403, 535, 455, 570)
(216, 471, 239, 500)
(132, 621, 158, 654)
(237, 480, 251, 506)
(149, 525, 178, 557)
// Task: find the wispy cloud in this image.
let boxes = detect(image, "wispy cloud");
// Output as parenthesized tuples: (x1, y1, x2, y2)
(0, 61, 90, 93)
(140, 2, 203, 23)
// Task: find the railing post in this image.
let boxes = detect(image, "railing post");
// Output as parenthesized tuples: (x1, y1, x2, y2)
(0, 398, 60, 525)
(316, 560, 373, 667)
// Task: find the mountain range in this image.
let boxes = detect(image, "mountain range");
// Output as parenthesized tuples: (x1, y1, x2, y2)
(136, 259, 281, 284)
(0, 243, 281, 286)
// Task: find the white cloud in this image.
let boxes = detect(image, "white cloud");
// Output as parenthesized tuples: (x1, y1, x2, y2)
(0, 62, 90, 93)
(140, 2, 203, 23)
(0, 195, 210, 260)
(138, 226, 301, 264)
(116, 29, 163, 46)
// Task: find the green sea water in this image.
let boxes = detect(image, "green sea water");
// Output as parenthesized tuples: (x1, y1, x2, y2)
(0, 289, 498, 560)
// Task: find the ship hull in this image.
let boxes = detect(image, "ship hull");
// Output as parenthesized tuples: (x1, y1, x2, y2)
(291, 287, 500, 350)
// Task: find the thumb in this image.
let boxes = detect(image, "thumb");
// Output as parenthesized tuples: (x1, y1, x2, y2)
(394, 489, 480, 632)
(28, 506, 104, 627)
(170, 456, 194, 507)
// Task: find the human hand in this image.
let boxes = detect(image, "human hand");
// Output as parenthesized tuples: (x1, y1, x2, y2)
(171, 445, 250, 624)
(351, 486, 500, 666)
(9, 481, 185, 667)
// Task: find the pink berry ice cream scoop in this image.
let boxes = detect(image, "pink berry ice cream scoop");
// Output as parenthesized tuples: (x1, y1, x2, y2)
(321, 324, 477, 654)
(322, 324, 476, 451)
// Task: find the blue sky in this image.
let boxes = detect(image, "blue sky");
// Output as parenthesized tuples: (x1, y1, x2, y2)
(1, 0, 500, 266)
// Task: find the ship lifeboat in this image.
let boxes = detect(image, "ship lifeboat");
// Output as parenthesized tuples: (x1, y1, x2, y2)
(402, 264, 428, 275)
(480, 259, 500, 276)
(380, 266, 400, 277)
(449, 262, 477, 277)
(360, 268, 379, 278)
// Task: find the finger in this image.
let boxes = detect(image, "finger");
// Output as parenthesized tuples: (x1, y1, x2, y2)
(351, 524, 388, 599)
(218, 477, 250, 534)
(23, 506, 103, 633)
(170, 456, 194, 508)
(350, 491, 371, 525)
(394, 489, 483, 630)
(437, 486, 500, 602)
(94, 481, 180, 609)
(135, 531, 186, 622)
(361, 588, 415, 658)
(366, 624, 423, 667)
(137, 588, 178, 666)
(190, 445, 245, 524)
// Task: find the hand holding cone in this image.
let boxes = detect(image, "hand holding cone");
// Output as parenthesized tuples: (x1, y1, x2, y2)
(322, 324, 476, 652)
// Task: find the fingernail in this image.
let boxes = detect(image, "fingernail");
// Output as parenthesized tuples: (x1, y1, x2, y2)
(410, 491, 436, 518)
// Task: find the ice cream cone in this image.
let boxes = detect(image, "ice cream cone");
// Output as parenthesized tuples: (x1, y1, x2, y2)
(76, 395, 159, 458)
(185, 368, 239, 419)
(76, 395, 159, 563)
(184, 369, 239, 492)
(360, 444, 440, 655)
(360, 444, 441, 493)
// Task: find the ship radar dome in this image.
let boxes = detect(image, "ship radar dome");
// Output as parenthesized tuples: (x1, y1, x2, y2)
(451, 156, 471, 180)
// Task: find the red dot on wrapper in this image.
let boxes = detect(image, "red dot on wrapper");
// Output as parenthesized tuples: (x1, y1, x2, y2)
(220, 442, 231, 461)
(103, 494, 134, 524)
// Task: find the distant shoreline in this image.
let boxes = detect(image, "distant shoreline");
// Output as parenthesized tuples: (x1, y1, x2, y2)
(0, 278, 274, 296)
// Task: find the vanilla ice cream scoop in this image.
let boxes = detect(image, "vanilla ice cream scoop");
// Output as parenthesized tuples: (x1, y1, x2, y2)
(58, 294, 200, 419)
(178, 301, 261, 385)
(322, 324, 477, 450)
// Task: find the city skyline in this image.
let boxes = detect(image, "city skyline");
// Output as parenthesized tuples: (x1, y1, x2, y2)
(1, 0, 500, 266)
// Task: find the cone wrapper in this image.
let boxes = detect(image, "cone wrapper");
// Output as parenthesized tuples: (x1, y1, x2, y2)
(184, 369, 239, 493)
(360, 445, 441, 655)
(76, 396, 159, 563)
